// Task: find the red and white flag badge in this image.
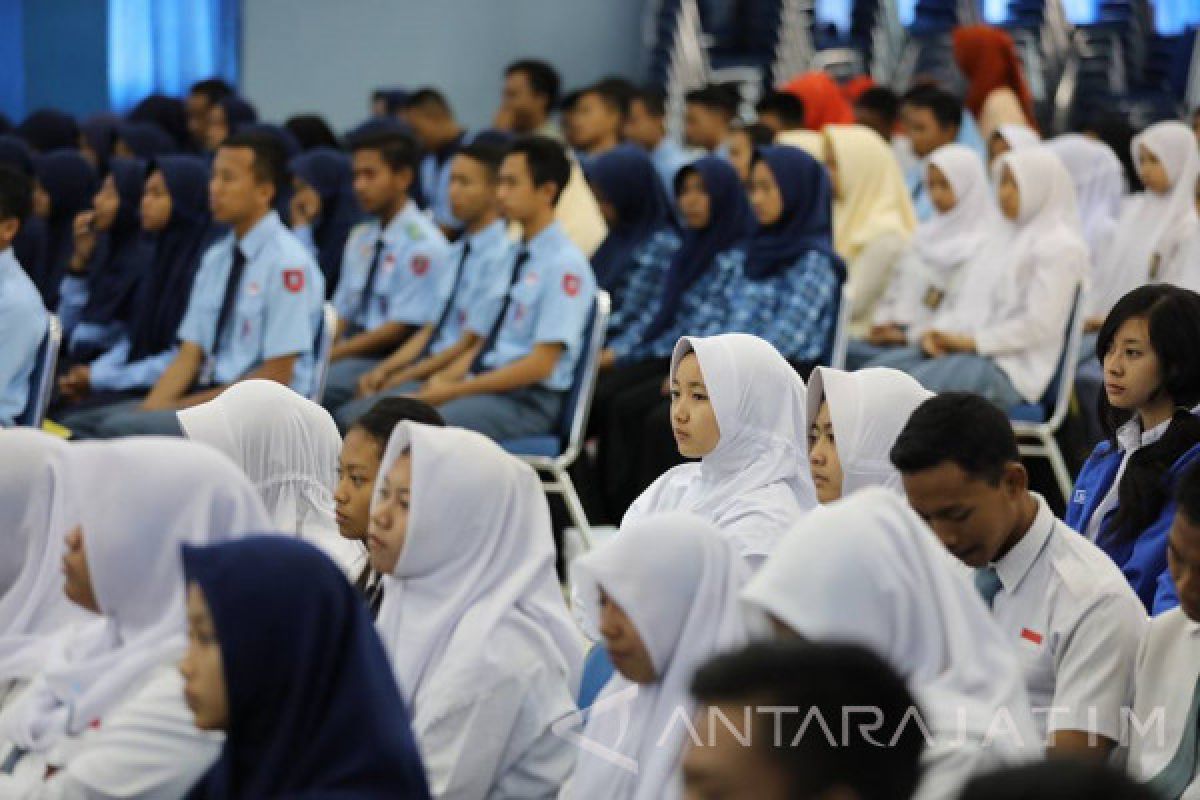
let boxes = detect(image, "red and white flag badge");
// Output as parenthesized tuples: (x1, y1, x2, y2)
(283, 269, 306, 293)
(411, 255, 431, 276)
(1020, 628, 1043, 645)
(562, 273, 581, 297)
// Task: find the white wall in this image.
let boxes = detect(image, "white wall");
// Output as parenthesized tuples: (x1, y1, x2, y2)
(242, 0, 649, 133)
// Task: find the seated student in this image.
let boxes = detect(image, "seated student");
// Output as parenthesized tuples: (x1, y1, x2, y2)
(726, 122, 774, 182)
(0, 438, 271, 799)
(288, 146, 360, 294)
(953, 25, 1039, 142)
(960, 761, 1159, 800)
(899, 85, 969, 220)
(320, 130, 449, 412)
(852, 143, 999, 367)
(400, 136, 596, 442)
(684, 85, 738, 154)
(335, 397, 444, 616)
(57, 157, 151, 362)
(778, 71, 855, 130)
(987, 124, 1040, 167)
(854, 85, 900, 143)
(1126, 462, 1200, 797)
(402, 88, 470, 235)
(870, 147, 1087, 411)
(569, 512, 763, 798)
(1046, 133, 1125, 257)
(113, 122, 177, 161)
(755, 89, 806, 136)
(0, 166, 48, 427)
(185, 78, 234, 152)
(126, 94, 190, 153)
(203, 95, 258, 152)
(0, 136, 48, 285)
(30, 150, 96, 308)
(84, 132, 325, 438)
(623, 86, 693, 199)
(684, 641, 925, 800)
(567, 81, 626, 165)
(369, 422, 582, 798)
(1066, 285, 1200, 613)
(180, 537, 432, 799)
(823, 124, 917, 336)
(283, 113, 340, 152)
(496, 58, 562, 139)
(78, 113, 119, 173)
(15, 109, 80, 154)
(806, 366, 932, 503)
(893, 392, 1146, 759)
(744, 489, 1040, 800)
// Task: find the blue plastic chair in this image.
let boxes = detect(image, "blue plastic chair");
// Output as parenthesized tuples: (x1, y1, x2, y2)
(16, 315, 60, 428)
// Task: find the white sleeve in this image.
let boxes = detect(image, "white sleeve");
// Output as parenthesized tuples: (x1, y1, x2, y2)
(975, 251, 1082, 357)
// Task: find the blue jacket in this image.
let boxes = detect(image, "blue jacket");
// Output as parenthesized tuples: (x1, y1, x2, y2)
(1065, 439, 1200, 614)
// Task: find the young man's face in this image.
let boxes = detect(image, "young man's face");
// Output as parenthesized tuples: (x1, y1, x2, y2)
(624, 98, 664, 149)
(209, 146, 272, 226)
(500, 71, 545, 133)
(682, 703, 794, 800)
(186, 91, 213, 148)
(496, 152, 547, 225)
(684, 104, 729, 152)
(447, 154, 496, 226)
(901, 105, 955, 158)
(571, 92, 620, 153)
(351, 149, 409, 216)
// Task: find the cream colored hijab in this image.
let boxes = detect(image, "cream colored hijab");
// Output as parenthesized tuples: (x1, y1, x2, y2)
(824, 124, 917, 260)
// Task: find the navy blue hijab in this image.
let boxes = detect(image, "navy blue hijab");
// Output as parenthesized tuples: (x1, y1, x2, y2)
(16, 109, 79, 153)
(80, 157, 152, 328)
(116, 122, 178, 160)
(32, 150, 97, 308)
(81, 113, 121, 175)
(213, 97, 259, 150)
(744, 145, 844, 281)
(128, 155, 216, 361)
(290, 147, 361, 294)
(128, 93, 191, 151)
(642, 157, 755, 341)
(585, 144, 674, 292)
(182, 537, 431, 800)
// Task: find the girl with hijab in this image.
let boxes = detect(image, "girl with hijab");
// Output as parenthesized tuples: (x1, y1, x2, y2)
(113, 122, 178, 161)
(204, 96, 258, 152)
(284, 113, 341, 152)
(778, 71, 856, 130)
(953, 25, 1039, 141)
(0, 438, 272, 799)
(369, 422, 582, 798)
(823, 124, 918, 337)
(806, 366, 933, 503)
(744, 489, 1040, 800)
(289, 147, 362, 295)
(177, 379, 365, 575)
(16, 110, 79, 154)
(127, 94, 190, 152)
(30, 151, 96, 308)
(78, 113, 120, 175)
(1046, 133, 1125, 257)
(567, 513, 764, 800)
(180, 536, 431, 799)
(987, 123, 1041, 168)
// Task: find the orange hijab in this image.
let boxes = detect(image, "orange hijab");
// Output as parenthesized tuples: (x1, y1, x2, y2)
(953, 26, 1037, 131)
(780, 71, 856, 130)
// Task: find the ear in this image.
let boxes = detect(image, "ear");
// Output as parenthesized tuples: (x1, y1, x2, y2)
(536, 179, 559, 207)
(1003, 461, 1028, 496)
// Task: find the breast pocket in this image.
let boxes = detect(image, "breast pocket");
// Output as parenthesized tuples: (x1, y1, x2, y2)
(1016, 630, 1057, 713)
(503, 280, 541, 342)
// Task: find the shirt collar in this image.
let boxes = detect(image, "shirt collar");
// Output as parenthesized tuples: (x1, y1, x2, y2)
(1117, 413, 1174, 453)
(993, 493, 1056, 593)
(236, 210, 280, 260)
(380, 200, 420, 240)
(0, 247, 16, 273)
(463, 218, 507, 251)
(522, 220, 564, 258)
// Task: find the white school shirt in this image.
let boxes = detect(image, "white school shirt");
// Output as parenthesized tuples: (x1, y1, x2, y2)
(986, 494, 1147, 741)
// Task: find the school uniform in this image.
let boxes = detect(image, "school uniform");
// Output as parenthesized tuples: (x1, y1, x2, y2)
(603, 230, 680, 341)
(0, 248, 48, 427)
(419, 131, 467, 232)
(977, 494, 1146, 742)
(904, 114, 991, 221)
(290, 148, 362, 294)
(1046, 134, 1125, 258)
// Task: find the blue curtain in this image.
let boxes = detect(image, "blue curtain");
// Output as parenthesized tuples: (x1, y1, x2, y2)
(108, 0, 239, 112)
(0, 0, 25, 121)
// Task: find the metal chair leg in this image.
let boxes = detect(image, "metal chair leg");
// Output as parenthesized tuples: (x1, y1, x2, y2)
(553, 467, 593, 552)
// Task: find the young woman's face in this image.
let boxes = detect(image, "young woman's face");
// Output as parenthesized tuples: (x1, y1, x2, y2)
(140, 170, 173, 232)
(670, 352, 721, 459)
(367, 452, 411, 574)
(808, 401, 844, 504)
(32, 180, 51, 218)
(726, 130, 755, 183)
(91, 174, 120, 232)
(926, 163, 958, 214)
(987, 132, 1011, 166)
(748, 159, 784, 227)
(180, 584, 230, 731)
(597, 588, 656, 684)
(1102, 316, 1166, 412)
(1138, 145, 1171, 195)
(61, 525, 100, 612)
(335, 427, 383, 543)
(997, 165, 1020, 221)
(290, 176, 322, 223)
(676, 171, 712, 230)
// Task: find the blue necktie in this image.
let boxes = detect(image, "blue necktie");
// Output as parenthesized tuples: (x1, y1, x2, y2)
(355, 238, 385, 326)
(212, 245, 247, 355)
(1148, 675, 1200, 800)
(469, 247, 529, 374)
(974, 566, 1003, 610)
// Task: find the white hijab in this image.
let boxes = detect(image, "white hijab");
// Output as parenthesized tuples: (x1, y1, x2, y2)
(373, 422, 583, 712)
(0, 438, 271, 752)
(993, 124, 1041, 154)
(743, 488, 1038, 756)
(914, 144, 1001, 272)
(624, 334, 817, 563)
(0, 432, 93, 686)
(807, 366, 933, 496)
(1089, 120, 1200, 318)
(178, 379, 363, 573)
(1046, 133, 1125, 255)
(569, 513, 763, 800)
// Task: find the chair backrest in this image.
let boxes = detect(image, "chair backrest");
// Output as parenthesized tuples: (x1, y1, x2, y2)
(17, 315, 60, 428)
(309, 303, 338, 403)
(1040, 285, 1085, 431)
(558, 291, 611, 462)
(827, 287, 852, 370)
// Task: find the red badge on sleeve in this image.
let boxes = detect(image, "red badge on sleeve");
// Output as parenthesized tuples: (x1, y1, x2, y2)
(562, 273, 581, 297)
(283, 269, 305, 293)
(1020, 628, 1043, 645)
(411, 255, 431, 276)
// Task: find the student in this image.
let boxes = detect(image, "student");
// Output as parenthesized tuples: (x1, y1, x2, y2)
(30, 150, 96, 308)
(624, 86, 693, 199)
(1066, 285, 1200, 613)
(289, 146, 361, 293)
(899, 85, 968, 220)
(57, 156, 214, 427)
(1083, 111, 1141, 193)
(569, 82, 626, 164)
(960, 761, 1159, 800)
(78, 113, 119, 174)
(684, 85, 739, 154)
(870, 147, 1087, 411)
(893, 392, 1146, 758)
(0, 166, 48, 427)
(113, 122, 177, 160)
(0, 136, 48, 287)
(744, 489, 1040, 800)
(321, 130, 449, 412)
(369, 422, 582, 797)
(87, 132, 325, 437)
(180, 537, 432, 799)
(806, 366, 932, 502)
(854, 85, 900, 143)
(755, 89, 806, 136)
(371, 87, 410, 120)
(177, 379, 364, 574)
(987, 124, 1041, 167)
(403, 88, 470, 234)
(1046, 133, 1125, 256)
(953, 25, 1038, 141)
(683, 641, 925, 800)
(1086, 121, 1200, 330)
(823, 124, 917, 336)
(402, 136, 596, 442)
(778, 71, 855, 130)
(0, 438, 271, 799)
(204, 95, 258, 152)
(498, 59, 561, 138)
(283, 113, 340, 151)
(335, 397, 443, 615)
(624, 334, 817, 569)
(186, 78, 234, 152)
(1126, 461, 1200, 797)
(15, 109, 80, 154)
(569, 512, 763, 799)
(855, 144, 999, 366)
(725, 122, 774, 182)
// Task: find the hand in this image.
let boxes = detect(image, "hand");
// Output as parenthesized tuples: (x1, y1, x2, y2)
(920, 330, 947, 358)
(356, 366, 389, 398)
(70, 211, 98, 271)
(868, 323, 907, 346)
(598, 348, 616, 371)
(922, 330, 975, 357)
(57, 365, 91, 402)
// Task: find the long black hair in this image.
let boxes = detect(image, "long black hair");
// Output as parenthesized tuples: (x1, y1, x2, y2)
(1097, 285, 1200, 543)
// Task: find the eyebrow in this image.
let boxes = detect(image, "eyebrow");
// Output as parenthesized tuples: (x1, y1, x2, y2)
(1118, 337, 1144, 345)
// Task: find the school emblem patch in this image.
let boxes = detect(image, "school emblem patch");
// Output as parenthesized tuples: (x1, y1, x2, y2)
(411, 255, 431, 276)
(562, 273, 581, 297)
(283, 269, 305, 293)
(382, 253, 397, 273)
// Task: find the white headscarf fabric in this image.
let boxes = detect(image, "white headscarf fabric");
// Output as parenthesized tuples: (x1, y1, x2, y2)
(0, 438, 271, 752)
(743, 489, 1038, 762)
(1089, 120, 1200, 318)
(994, 124, 1041, 154)
(915, 145, 1001, 272)
(807, 367, 933, 495)
(177, 380, 362, 573)
(373, 423, 583, 712)
(1046, 133, 1125, 255)
(569, 513, 763, 800)
(623, 334, 817, 563)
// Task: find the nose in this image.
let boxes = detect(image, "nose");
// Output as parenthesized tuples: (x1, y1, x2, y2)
(809, 443, 825, 467)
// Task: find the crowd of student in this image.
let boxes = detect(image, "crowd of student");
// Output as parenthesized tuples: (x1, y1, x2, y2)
(2, 20, 1200, 799)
